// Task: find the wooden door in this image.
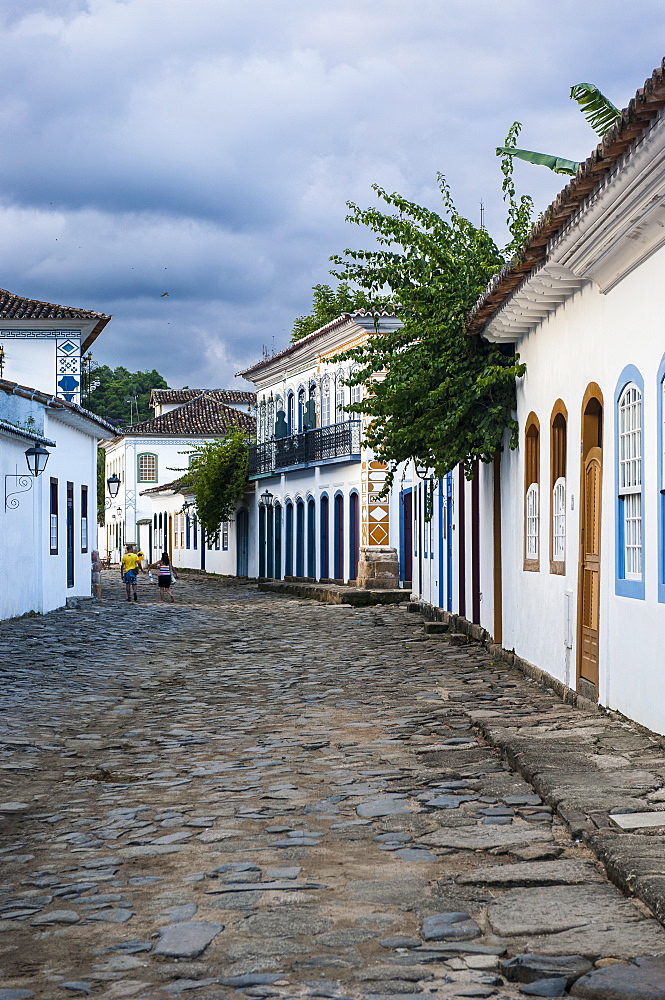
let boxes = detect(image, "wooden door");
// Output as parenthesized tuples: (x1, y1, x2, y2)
(580, 446, 602, 689)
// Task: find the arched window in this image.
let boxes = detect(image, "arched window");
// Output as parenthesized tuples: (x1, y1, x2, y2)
(350, 364, 362, 408)
(550, 403, 567, 573)
(617, 375, 644, 591)
(320, 376, 331, 427)
(524, 413, 540, 570)
(297, 387, 306, 434)
(267, 396, 275, 440)
(258, 399, 267, 443)
(335, 371, 346, 423)
(274, 394, 283, 437)
(287, 392, 295, 436)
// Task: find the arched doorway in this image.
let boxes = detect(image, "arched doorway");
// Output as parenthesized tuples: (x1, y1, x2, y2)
(285, 502, 294, 576)
(295, 500, 305, 577)
(577, 384, 603, 700)
(307, 498, 316, 578)
(273, 503, 282, 579)
(334, 493, 344, 580)
(349, 492, 359, 580)
(258, 505, 266, 578)
(236, 508, 249, 576)
(320, 495, 329, 579)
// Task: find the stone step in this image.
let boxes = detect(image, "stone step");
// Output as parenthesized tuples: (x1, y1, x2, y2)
(447, 632, 469, 646)
(424, 622, 448, 634)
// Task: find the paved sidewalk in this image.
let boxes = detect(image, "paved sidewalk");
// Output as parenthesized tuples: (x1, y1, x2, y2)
(0, 573, 663, 999)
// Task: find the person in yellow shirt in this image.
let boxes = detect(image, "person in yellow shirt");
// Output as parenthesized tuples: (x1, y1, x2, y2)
(120, 545, 144, 602)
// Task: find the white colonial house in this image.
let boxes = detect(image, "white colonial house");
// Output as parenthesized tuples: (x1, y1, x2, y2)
(239, 311, 412, 588)
(0, 287, 114, 618)
(0, 286, 110, 405)
(99, 389, 255, 569)
(410, 59, 665, 736)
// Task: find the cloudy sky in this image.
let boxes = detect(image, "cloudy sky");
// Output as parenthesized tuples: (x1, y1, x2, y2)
(0, 1, 663, 390)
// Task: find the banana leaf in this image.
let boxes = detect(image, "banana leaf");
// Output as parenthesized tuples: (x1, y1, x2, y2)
(570, 83, 621, 138)
(496, 147, 580, 176)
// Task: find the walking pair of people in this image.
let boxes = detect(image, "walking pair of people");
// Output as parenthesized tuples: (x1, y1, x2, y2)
(121, 546, 178, 602)
(120, 545, 144, 601)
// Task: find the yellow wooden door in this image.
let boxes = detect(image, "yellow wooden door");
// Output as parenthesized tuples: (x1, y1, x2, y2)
(580, 446, 602, 689)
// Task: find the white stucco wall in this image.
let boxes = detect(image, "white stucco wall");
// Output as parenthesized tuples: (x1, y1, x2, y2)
(0, 398, 101, 620)
(42, 411, 99, 611)
(140, 491, 240, 576)
(498, 242, 665, 732)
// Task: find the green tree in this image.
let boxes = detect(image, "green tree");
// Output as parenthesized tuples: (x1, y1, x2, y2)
(83, 363, 169, 425)
(496, 82, 621, 176)
(291, 282, 385, 342)
(183, 431, 250, 539)
(330, 158, 530, 481)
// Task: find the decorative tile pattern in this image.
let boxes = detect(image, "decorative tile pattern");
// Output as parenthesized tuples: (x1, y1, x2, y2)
(56, 337, 82, 403)
(361, 459, 390, 547)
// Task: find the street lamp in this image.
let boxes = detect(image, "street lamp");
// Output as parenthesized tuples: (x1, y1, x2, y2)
(259, 489, 274, 507)
(103, 473, 122, 511)
(24, 444, 50, 477)
(5, 442, 51, 510)
(107, 473, 121, 497)
(414, 460, 433, 481)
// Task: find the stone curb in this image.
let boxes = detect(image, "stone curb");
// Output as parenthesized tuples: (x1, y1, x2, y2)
(410, 597, 665, 930)
(257, 580, 411, 606)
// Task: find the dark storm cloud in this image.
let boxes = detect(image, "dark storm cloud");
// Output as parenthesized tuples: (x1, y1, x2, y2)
(0, 0, 663, 388)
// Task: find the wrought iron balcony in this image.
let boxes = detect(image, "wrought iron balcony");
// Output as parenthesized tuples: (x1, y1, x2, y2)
(249, 420, 361, 477)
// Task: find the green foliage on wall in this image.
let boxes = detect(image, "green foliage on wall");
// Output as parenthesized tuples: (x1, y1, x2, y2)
(184, 431, 250, 539)
(330, 138, 532, 481)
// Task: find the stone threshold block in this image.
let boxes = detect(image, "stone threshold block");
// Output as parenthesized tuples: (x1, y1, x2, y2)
(610, 811, 665, 830)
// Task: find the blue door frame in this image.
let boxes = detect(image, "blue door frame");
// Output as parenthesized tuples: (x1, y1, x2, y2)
(274, 504, 282, 579)
(399, 488, 413, 583)
(307, 499, 316, 577)
(333, 494, 344, 580)
(296, 501, 305, 576)
(349, 492, 359, 580)
(320, 496, 329, 578)
(285, 503, 294, 576)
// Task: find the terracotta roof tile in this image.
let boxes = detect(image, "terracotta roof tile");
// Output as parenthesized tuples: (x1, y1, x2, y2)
(467, 59, 665, 335)
(151, 388, 255, 406)
(124, 391, 256, 437)
(0, 287, 110, 322)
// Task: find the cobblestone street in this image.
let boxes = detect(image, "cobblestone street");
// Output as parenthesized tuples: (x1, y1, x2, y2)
(1, 573, 664, 1000)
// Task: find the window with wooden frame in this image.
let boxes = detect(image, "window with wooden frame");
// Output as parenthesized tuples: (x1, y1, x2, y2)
(524, 413, 540, 570)
(81, 485, 88, 553)
(222, 522, 229, 550)
(50, 478, 58, 555)
(550, 402, 567, 574)
(618, 380, 643, 583)
(137, 453, 157, 483)
(321, 376, 331, 426)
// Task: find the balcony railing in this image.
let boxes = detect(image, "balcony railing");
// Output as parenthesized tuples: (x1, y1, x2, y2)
(249, 420, 361, 477)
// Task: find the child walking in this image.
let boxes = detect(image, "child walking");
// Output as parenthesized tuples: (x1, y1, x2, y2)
(150, 551, 178, 602)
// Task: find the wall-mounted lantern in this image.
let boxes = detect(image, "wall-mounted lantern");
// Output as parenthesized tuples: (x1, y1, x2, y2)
(5, 442, 51, 510)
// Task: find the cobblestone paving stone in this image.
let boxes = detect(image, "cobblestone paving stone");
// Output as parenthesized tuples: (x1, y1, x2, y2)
(0, 572, 663, 999)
